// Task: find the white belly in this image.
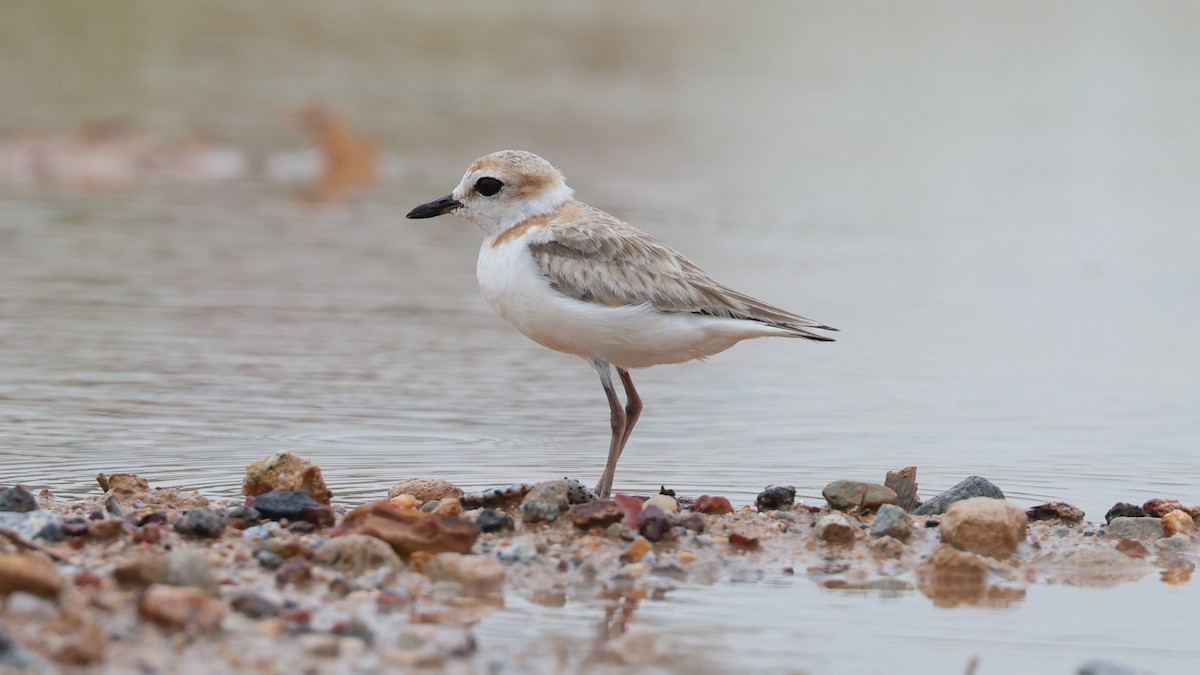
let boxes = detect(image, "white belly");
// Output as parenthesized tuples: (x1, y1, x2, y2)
(475, 234, 785, 369)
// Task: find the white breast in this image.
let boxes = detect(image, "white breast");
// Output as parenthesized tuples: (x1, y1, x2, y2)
(475, 229, 788, 369)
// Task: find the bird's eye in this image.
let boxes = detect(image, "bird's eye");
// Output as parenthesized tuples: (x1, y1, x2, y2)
(475, 177, 503, 197)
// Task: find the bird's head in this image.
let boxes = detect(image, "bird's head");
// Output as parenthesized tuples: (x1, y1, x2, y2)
(406, 150, 574, 236)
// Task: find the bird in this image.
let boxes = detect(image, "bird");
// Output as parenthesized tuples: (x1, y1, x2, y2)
(406, 150, 836, 498)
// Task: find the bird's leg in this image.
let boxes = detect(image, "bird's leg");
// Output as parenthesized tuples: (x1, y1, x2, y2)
(592, 360, 626, 499)
(616, 368, 642, 459)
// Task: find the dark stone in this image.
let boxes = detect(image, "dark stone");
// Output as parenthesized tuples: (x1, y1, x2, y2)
(637, 505, 672, 542)
(173, 508, 226, 539)
(1105, 502, 1145, 523)
(253, 490, 323, 522)
(137, 511, 168, 526)
(225, 506, 262, 526)
(35, 521, 64, 542)
(568, 500, 624, 530)
(924, 519, 940, 528)
(104, 494, 126, 517)
(884, 467, 922, 512)
(755, 485, 796, 512)
(87, 510, 104, 521)
(658, 486, 676, 497)
(475, 508, 513, 533)
(673, 512, 706, 533)
(62, 519, 89, 537)
(287, 521, 315, 533)
(230, 593, 281, 619)
(912, 476, 1005, 516)
(1026, 502, 1085, 523)
(460, 483, 534, 510)
(0, 486, 37, 513)
(256, 550, 284, 570)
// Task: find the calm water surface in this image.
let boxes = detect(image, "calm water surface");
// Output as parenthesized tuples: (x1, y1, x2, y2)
(2, 2, 1199, 673)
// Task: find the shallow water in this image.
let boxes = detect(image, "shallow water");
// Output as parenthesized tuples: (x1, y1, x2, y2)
(2, 1, 1199, 672)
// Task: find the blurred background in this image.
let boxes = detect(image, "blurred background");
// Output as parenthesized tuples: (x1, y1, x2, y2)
(3, 2, 1200, 672)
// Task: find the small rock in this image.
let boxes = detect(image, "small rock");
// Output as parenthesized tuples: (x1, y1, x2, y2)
(300, 633, 341, 657)
(0, 511, 64, 542)
(519, 499, 559, 523)
(230, 592, 281, 619)
(459, 483, 533, 510)
(1115, 538, 1149, 558)
(870, 503, 913, 541)
(690, 495, 733, 515)
(1105, 502, 1146, 523)
(1106, 517, 1164, 540)
(822, 480, 897, 513)
(427, 552, 505, 587)
(1025, 502, 1085, 523)
(755, 485, 796, 512)
(913, 476, 1005, 516)
(97, 473, 149, 500)
(613, 494, 643, 527)
(252, 490, 323, 522)
(568, 500, 624, 530)
(621, 536, 652, 562)
(256, 550, 284, 570)
(938, 497, 1027, 557)
(225, 505, 262, 528)
(313, 535, 402, 574)
(565, 478, 596, 504)
(430, 499, 463, 517)
(163, 551, 218, 594)
(0, 486, 37, 513)
(475, 509, 513, 533)
(1142, 498, 1185, 518)
(275, 555, 313, 587)
(391, 494, 421, 510)
(387, 478, 463, 503)
(1160, 510, 1196, 537)
(174, 508, 226, 539)
(104, 494, 126, 517)
(114, 556, 167, 587)
(242, 521, 282, 539)
(519, 480, 570, 523)
(644, 494, 678, 515)
(728, 532, 759, 549)
(333, 618, 375, 645)
(497, 539, 537, 563)
(816, 512, 856, 544)
(138, 585, 225, 632)
(303, 505, 336, 528)
(884, 466, 922, 511)
(637, 505, 672, 542)
(243, 450, 332, 504)
(62, 518, 89, 537)
(673, 513, 706, 532)
(336, 499, 479, 557)
(0, 552, 63, 601)
(87, 518, 124, 540)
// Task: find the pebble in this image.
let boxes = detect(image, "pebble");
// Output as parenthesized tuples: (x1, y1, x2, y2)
(225, 505, 262, 528)
(520, 480, 571, 523)
(242, 521, 283, 539)
(300, 633, 341, 657)
(427, 552, 506, 587)
(497, 539, 538, 563)
(728, 532, 759, 549)
(755, 485, 796, 512)
(243, 450, 333, 504)
(870, 504, 913, 541)
(1104, 502, 1146, 523)
(138, 585, 225, 632)
(938, 497, 1028, 557)
(387, 478, 463, 502)
(459, 483, 533, 510)
(174, 508, 226, 538)
(1105, 517, 1163, 540)
(884, 466, 922, 511)
(163, 550, 218, 594)
(62, 518, 89, 537)
(1025, 502, 1086, 523)
(1115, 538, 1148, 558)
(275, 555, 313, 587)
(339, 501, 480, 557)
(230, 592, 282, 619)
(568, 500, 624, 530)
(913, 476, 1005, 516)
(253, 490, 324, 522)
(816, 512, 856, 544)
(1160, 510, 1196, 537)
(621, 536, 652, 562)
(475, 508, 514, 533)
(0, 486, 37, 512)
(313, 535, 402, 574)
(0, 510, 65, 542)
(691, 495, 733, 515)
(637, 505, 672, 542)
(0, 552, 63, 601)
(1141, 498, 1184, 518)
(613, 494, 643, 526)
(430, 499, 464, 517)
(87, 518, 124, 540)
(822, 480, 897, 512)
(256, 550, 284, 570)
(519, 499, 559, 523)
(674, 513, 706, 532)
(643, 494, 679, 515)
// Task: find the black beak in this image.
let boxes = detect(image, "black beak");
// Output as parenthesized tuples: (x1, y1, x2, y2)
(406, 195, 461, 219)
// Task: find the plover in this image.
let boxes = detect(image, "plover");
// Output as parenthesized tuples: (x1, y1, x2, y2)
(407, 150, 836, 497)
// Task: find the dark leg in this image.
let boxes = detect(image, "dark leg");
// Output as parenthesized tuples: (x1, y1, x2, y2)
(616, 368, 642, 458)
(592, 360, 626, 498)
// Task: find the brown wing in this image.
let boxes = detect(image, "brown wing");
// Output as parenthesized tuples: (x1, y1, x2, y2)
(528, 204, 837, 341)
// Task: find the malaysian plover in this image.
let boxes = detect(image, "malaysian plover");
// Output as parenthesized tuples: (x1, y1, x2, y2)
(407, 150, 836, 497)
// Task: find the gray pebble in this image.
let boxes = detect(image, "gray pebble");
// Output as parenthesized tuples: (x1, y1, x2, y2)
(913, 476, 1005, 516)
